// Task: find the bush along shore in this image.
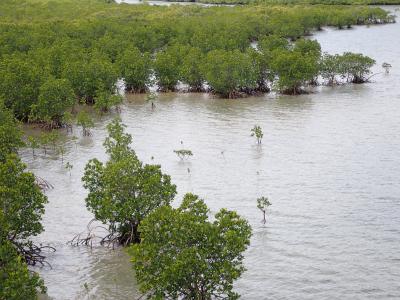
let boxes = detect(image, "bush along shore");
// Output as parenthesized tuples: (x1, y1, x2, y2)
(0, 0, 395, 128)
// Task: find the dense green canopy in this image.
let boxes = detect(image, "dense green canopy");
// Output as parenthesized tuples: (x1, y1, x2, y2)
(0, 0, 387, 118)
(82, 119, 177, 245)
(131, 193, 252, 299)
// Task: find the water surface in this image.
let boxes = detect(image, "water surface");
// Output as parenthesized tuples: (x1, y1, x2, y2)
(26, 7, 400, 300)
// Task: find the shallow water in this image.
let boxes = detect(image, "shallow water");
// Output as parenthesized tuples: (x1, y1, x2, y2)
(25, 7, 400, 300)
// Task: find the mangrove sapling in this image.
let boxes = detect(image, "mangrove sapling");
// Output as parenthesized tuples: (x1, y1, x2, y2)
(382, 62, 392, 74)
(58, 145, 66, 163)
(39, 132, 50, 155)
(94, 89, 123, 113)
(48, 131, 60, 151)
(27, 136, 40, 157)
(257, 196, 271, 224)
(79, 118, 177, 246)
(339, 52, 375, 83)
(173, 149, 193, 160)
(62, 111, 74, 133)
(71, 135, 79, 148)
(251, 125, 264, 144)
(76, 111, 94, 136)
(65, 162, 73, 176)
(146, 91, 158, 109)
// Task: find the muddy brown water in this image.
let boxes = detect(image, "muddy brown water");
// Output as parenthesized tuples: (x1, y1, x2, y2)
(22, 7, 400, 299)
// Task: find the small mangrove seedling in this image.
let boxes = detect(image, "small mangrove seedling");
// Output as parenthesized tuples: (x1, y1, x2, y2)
(77, 111, 94, 136)
(146, 91, 158, 109)
(58, 145, 66, 163)
(65, 162, 73, 176)
(251, 125, 263, 144)
(27, 136, 39, 157)
(174, 149, 193, 160)
(257, 196, 271, 224)
(48, 131, 60, 150)
(382, 62, 392, 74)
(94, 89, 123, 113)
(71, 135, 79, 148)
(39, 132, 50, 155)
(62, 111, 74, 133)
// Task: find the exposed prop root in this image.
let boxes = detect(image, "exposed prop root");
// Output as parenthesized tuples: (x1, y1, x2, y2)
(68, 219, 139, 249)
(68, 219, 118, 249)
(12, 241, 56, 267)
(35, 175, 54, 191)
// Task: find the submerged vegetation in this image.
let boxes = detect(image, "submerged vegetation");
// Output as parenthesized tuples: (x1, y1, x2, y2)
(174, 149, 194, 160)
(0, 0, 393, 128)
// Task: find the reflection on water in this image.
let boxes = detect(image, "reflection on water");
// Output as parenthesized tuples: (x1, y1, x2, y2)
(25, 7, 400, 300)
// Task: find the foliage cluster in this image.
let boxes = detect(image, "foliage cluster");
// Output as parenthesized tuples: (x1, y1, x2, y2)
(82, 119, 177, 245)
(81, 119, 252, 298)
(0, 104, 47, 299)
(0, 0, 389, 121)
(320, 52, 376, 85)
(251, 125, 264, 144)
(173, 149, 193, 160)
(130, 193, 252, 299)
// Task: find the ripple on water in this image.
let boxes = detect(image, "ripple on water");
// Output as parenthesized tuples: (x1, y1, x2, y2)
(23, 7, 400, 299)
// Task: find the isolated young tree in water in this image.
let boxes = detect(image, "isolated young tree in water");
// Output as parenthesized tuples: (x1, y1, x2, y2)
(382, 62, 392, 74)
(146, 91, 158, 109)
(82, 118, 176, 245)
(257, 196, 271, 224)
(173, 149, 193, 160)
(251, 125, 264, 144)
(76, 111, 94, 136)
(339, 52, 375, 83)
(39, 132, 50, 156)
(130, 193, 252, 299)
(65, 162, 73, 176)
